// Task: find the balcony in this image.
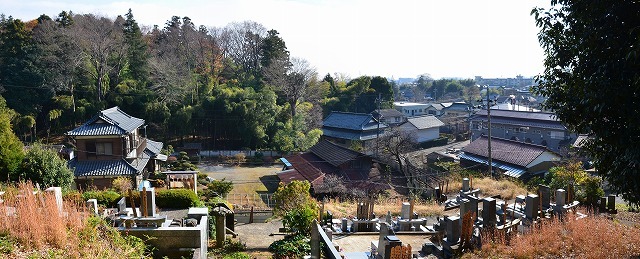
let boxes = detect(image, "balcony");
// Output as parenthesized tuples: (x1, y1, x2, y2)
(126, 137, 147, 159)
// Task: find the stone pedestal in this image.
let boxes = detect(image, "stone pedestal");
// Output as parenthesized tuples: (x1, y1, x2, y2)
(525, 194, 540, 220)
(482, 197, 496, 227)
(445, 216, 460, 243)
(462, 178, 470, 192)
(539, 185, 551, 209)
(608, 195, 616, 211)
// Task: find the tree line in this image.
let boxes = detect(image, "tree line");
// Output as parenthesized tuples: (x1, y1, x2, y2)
(0, 10, 394, 152)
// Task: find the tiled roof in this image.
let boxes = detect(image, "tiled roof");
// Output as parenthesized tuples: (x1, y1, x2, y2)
(405, 115, 445, 130)
(67, 107, 144, 136)
(322, 128, 380, 141)
(474, 109, 558, 122)
(69, 153, 151, 177)
(309, 139, 363, 167)
(461, 137, 548, 167)
(69, 158, 138, 177)
(372, 109, 404, 118)
(146, 139, 163, 155)
(444, 102, 471, 111)
(323, 111, 387, 131)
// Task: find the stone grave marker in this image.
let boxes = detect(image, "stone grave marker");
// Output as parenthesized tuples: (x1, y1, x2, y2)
(555, 189, 566, 212)
(482, 197, 496, 227)
(401, 202, 411, 219)
(86, 199, 98, 215)
(539, 185, 551, 209)
(45, 187, 63, 213)
(462, 178, 470, 192)
(525, 194, 540, 220)
(607, 195, 616, 211)
(446, 215, 460, 244)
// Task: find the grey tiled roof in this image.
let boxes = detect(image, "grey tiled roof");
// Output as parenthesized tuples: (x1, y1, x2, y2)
(405, 115, 444, 130)
(474, 109, 558, 122)
(462, 137, 550, 167)
(67, 107, 145, 136)
(309, 139, 363, 167)
(323, 112, 387, 131)
(146, 139, 163, 155)
(69, 153, 151, 177)
(322, 128, 380, 141)
(372, 109, 404, 118)
(69, 158, 138, 177)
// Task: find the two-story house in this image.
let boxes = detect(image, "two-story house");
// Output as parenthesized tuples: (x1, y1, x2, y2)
(67, 107, 166, 189)
(393, 102, 432, 117)
(322, 111, 386, 154)
(469, 109, 575, 152)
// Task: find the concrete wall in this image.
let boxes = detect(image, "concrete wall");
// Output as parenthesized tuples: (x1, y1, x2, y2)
(119, 216, 208, 259)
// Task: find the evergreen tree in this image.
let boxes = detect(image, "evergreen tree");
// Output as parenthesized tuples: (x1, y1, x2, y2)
(0, 96, 24, 181)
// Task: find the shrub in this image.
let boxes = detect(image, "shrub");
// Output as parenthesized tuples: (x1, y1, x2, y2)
(223, 252, 250, 259)
(282, 206, 317, 234)
(206, 178, 234, 198)
(155, 189, 199, 208)
(111, 177, 133, 195)
(233, 153, 246, 164)
(268, 234, 311, 259)
(82, 190, 122, 207)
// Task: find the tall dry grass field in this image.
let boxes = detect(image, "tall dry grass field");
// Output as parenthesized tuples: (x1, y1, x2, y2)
(322, 198, 445, 218)
(445, 176, 528, 200)
(0, 182, 147, 258)
(468, 216, 640, 258)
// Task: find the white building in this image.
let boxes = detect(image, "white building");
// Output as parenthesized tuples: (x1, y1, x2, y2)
(393, 102, 432, 117)
(399, 115, 445, 143)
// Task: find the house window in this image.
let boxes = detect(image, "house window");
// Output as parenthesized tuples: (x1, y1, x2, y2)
(428, 110, 436, 115)
(395, 117, 400, 122)
(96, 142, 113, 155)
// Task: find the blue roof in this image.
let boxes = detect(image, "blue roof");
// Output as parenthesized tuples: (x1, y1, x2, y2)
(459, 153, 527, 178)
(323, 112, 386, 131)
(69, 158, 138, 177)
(67, 107, 145, 136)
(322, 128, 381, 141)
(69, 152, 151, 177)
(146, 139, 163, 155)
(279, 157, 292, 167)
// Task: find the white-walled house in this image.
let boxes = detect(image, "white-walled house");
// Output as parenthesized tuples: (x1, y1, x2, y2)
(393, 102, 432, 117)
(399, 115, 444, 143)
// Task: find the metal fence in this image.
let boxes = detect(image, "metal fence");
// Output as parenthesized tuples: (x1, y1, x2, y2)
(225, 193, 276, 209)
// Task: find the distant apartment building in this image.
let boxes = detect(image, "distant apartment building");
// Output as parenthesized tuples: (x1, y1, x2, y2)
(475, 75, 535, 88)
(469, 109, 576, 152)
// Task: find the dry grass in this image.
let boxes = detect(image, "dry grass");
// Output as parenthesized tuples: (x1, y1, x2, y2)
(322, 198, 445, 218)
(0, 182, 147, 258)
(466, 216, 640, 258)
(445, 176, 528, 200)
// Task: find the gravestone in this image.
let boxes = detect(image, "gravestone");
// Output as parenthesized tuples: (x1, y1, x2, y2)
(86, 199, 98, 215)
(45, 187, 63, 213)
(599, 197, 607, 212)
(459, 198, 470, 226)
(525, 194, 540, 220)
(555, 189, 566, 212)
(378, 223, 391, 259)
(341, 218, 348, 232)
(445, 216, 460, 244)
(117, 197, 127, 214)
(462, 178, 470, 192)
(539, 185, 551, 209)
(607, 195, 616, 211)
(467, 195, 479, 217)
(401, 202, 411, 219)
(482, 197, 496, 227)
(140, 188, 157, 217)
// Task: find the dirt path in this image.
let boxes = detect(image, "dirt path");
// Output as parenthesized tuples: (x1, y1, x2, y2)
(199, 164, 281, 208)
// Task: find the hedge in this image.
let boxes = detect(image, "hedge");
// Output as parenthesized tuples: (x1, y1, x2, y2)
(419, 137, 449, 149)
(82, 190, 122, 207)
(155, 189, 200, 209)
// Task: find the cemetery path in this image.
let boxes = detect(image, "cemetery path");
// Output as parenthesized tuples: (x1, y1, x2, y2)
(232, 220, 283, 253)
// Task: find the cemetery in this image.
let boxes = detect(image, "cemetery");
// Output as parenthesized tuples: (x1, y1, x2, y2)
(303, 177, 632, 259)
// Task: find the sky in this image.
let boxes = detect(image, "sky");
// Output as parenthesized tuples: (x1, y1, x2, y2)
(0, 0, 551, 80)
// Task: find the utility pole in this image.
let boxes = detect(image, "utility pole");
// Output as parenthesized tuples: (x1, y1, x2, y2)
(486, 87, 493, 178)
(376, 93, 382, 157)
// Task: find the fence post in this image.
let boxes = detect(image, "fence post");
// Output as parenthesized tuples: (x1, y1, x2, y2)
(249, 206, 254, 224)
(311, 220, 320, 259)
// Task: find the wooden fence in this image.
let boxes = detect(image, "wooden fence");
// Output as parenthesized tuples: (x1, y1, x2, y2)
(224, 193, 275, 208)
